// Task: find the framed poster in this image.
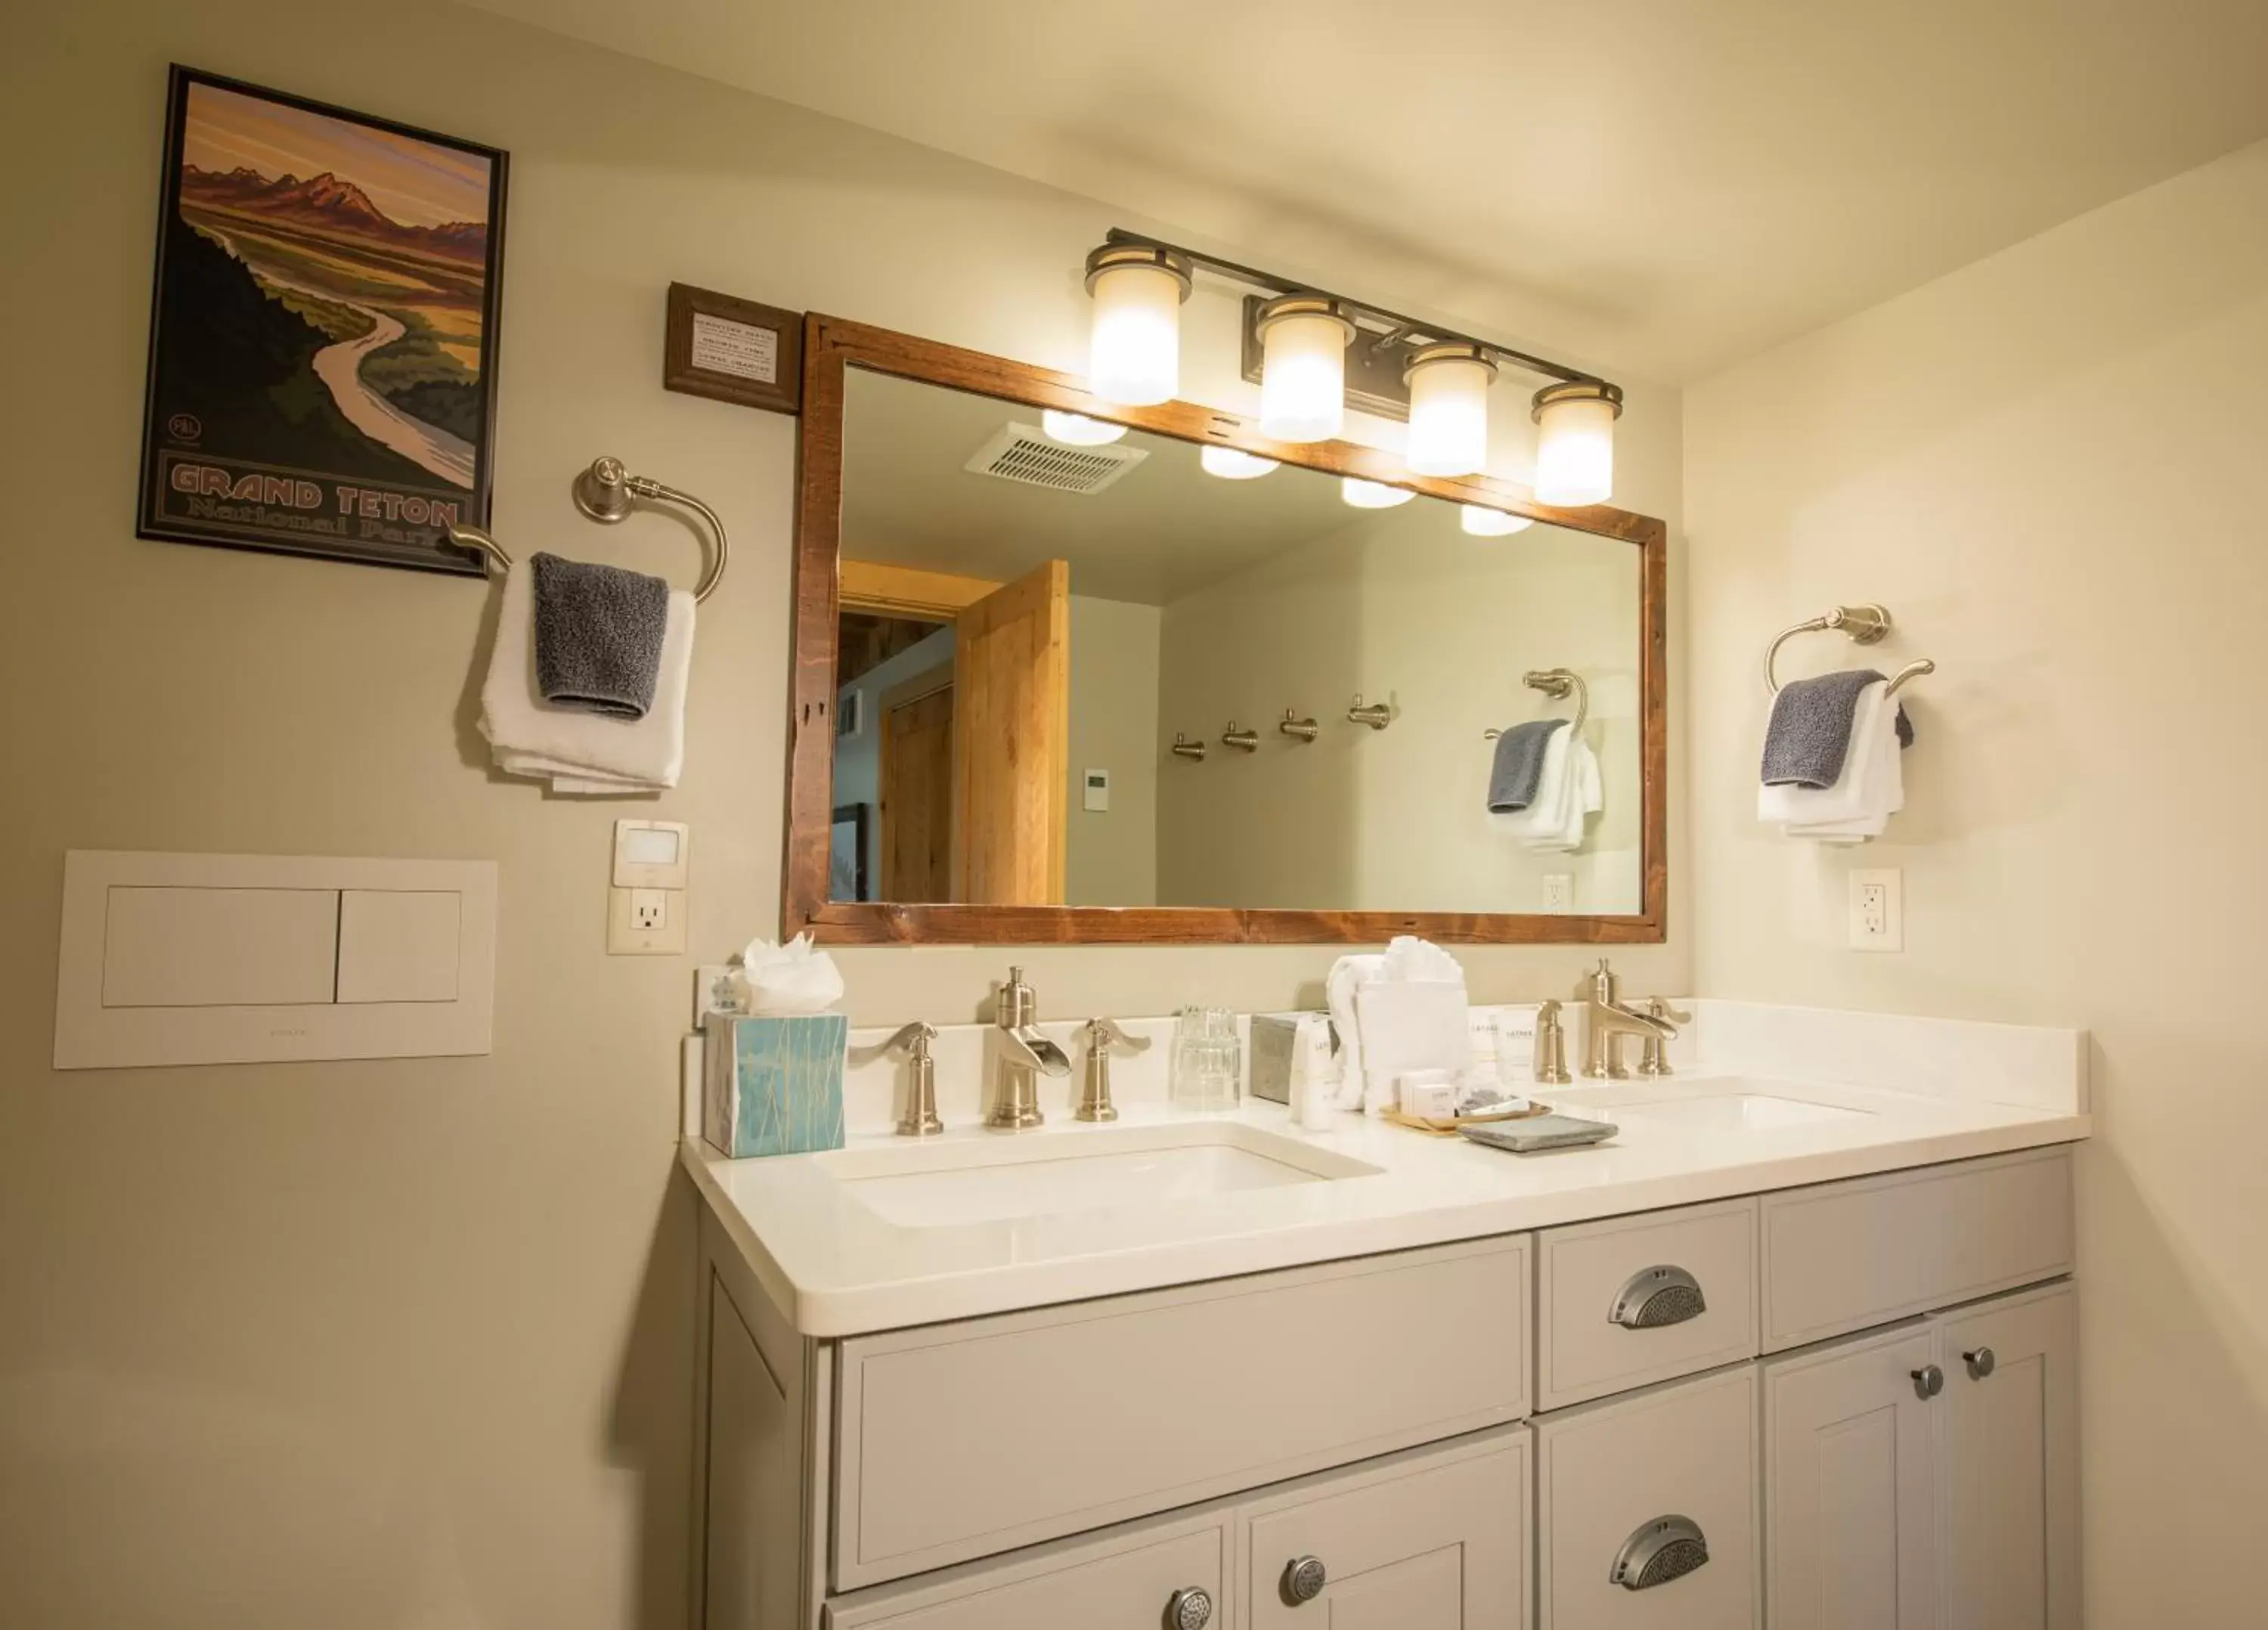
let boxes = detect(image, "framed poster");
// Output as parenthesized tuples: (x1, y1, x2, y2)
(664, 283, 803, 415)
(137, 66, 510, 577)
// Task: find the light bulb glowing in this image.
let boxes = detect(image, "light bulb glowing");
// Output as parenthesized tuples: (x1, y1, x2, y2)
(1086, 249, 1190, 406)
(1257, 297, 1355, 442)
(1532, 383, 1622, 507)
(1460, 504, 1534, 538)
(1341, 477, 1415, 510)
(1041, 409, 1127, 446)
(1200, 446, 1280, 480)
(1404, 346, 1495, 477)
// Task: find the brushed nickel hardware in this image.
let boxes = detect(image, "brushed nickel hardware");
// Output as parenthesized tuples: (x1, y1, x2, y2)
(1610, 1515, 1710, 1591)
(1963, 1346, 1997, 1381)
(1170, 732, 1207, 761)
(1579, 959, 1681, 1080)
(1076, 1016, 1150, 1123)
(1278, 708, 1319, 741)
(448, 455, 729, 603)
(878, 1021, 942, 1138)
(1485, 668, 1590, 741)
(1166, 1585, 1215, 1630)
(1609, 1265, 1707, 1329)
(1912, 1363, 1946, 1400)
(1281, 1555, 1328, 1605)
(1764, 603, 1935, 698)
(1635, 996, 1694, 1076)
(986, 966, 1070, 1130)
(1533, 999, 1572, 1085)
(1222, 721, 1260, 751)
(1346, 695, 1392, 730)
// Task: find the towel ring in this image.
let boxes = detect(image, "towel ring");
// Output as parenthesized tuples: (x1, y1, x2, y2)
(447, 456, 729, 604)
(1764, 602, 1934, 700)
(1485, 668, 1589, 739)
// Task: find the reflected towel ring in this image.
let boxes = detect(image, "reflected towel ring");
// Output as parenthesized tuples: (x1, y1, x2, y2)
(448, 456, 729, 603)
(1485, 668, 1588, 740)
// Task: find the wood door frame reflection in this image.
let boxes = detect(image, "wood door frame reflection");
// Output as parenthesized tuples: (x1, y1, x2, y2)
(785, 314, 1668, 945)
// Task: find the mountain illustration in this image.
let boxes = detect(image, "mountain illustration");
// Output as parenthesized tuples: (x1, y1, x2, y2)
(181, 165, 488, 265)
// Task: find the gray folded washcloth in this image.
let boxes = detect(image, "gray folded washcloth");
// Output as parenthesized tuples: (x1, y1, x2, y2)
(1488, 719, 1567, 812)
(1761, 668, 1919, 788)
(531, 552, 672, 719)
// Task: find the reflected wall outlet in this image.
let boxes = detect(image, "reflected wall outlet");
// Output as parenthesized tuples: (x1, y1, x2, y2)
(1849, 868, 1903, 952)
(1541, 873, 1572, 911)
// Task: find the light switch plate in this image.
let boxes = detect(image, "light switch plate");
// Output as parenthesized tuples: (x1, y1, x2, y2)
(608, 884, 686, 955)
(612, 820, 689, 888)
(1849, 867, 1904, 952)
(1083, 769, 1110, 812)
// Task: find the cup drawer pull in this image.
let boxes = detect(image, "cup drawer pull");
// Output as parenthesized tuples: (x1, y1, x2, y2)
(1609, 1265, 1707, 1328)
(1610, 1514, 1710, 1590)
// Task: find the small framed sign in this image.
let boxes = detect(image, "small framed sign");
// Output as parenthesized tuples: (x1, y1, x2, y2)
(665, 283, 803, 414)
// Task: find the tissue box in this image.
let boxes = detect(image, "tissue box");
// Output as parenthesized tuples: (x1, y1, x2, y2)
(1248, 1013, 1311, 1105)
(702, 1013, 847, 1157)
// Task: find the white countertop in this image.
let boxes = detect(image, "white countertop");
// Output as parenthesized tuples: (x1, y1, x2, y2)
(681, 1046, 2089, 1337)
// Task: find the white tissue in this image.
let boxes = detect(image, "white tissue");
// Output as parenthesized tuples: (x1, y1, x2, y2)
(736, 933, 845, 1015)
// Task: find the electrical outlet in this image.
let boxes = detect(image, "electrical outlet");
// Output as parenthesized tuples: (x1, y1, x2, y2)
(1848, 868, 1903, 952)
(609, 884, 686, 955)
(1541, 873, 1573, 911)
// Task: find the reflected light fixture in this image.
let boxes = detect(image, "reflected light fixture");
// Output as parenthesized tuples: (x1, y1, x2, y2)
(1531, 381, 1624, 507)
(1460, 504, 1535, 538)
(1041, 409, 1128, 446)
(1256, 294, 1356, 442)
(1404, 342, 1497, 477)
(1086, 243, 1193, 406)
(1341, 477, 1415, 510)
(1200, 446, 1280, 480)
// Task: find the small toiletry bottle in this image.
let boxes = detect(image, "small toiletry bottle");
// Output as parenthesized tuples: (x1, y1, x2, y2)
(1287, 1014, 1337, 1129)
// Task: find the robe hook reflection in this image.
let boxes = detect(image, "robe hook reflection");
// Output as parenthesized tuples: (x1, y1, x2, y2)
(445, 456, 730, 603)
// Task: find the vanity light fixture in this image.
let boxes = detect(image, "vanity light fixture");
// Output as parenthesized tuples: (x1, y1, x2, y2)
(1040, 409, 1128, 447)
(1085, 243, 1194, 406)
(1461, 504, 1535, 538)
(1341, 477, 1415, 510)
(1532, 380, 1624, 507)
(1404, 342, 1497, 477)
(1199, 445, 1280, 480)
(1256, 294, 1357, 442)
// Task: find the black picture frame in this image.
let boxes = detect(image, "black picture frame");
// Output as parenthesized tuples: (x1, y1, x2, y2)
(829, 803, 871, 903)
(136, 65, 510, 578)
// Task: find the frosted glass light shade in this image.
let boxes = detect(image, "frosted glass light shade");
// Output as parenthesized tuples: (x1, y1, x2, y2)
(1201, 446, 1280, 479)
(1041, 409, 1126, 446)
(1405, 346, 1496, 477)
(1460, 504, 1534, 537)
(1086, 250, 1189, 406)
(1532, 383, 1622, 507)
(1257, 297, 1355, 442)
(1341, 477, 1415, 510)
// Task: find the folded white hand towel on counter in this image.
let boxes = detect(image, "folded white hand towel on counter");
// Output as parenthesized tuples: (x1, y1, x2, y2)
(1760, 678, 1901, 841)
(480, 560, 696, 793)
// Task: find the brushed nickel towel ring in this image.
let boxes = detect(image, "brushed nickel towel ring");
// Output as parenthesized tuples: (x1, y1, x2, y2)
(448, 456, 729, 603)
(1485, 668, 1589, 740)
(1765, 603, 1933, 696)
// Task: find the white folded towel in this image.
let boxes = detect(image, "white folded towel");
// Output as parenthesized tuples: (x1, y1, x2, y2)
(479, 560, 696, 793)
(1492, 727, 1601, 852)
(1760, 679, 1901, 840)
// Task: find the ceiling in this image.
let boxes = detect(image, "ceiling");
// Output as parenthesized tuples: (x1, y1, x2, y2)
(467, 1, 2268, 381)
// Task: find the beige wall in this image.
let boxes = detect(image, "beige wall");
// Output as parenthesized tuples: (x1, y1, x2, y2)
(1064, 596, 1162, 907)
(1686, 137, 2268, 1625)
(1155, 510, 1644, 913)
(0, 2, 1684, 1625)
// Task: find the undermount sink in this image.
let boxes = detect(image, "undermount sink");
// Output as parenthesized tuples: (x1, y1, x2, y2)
(821, 1121, 1383, 1228)
(1554, 1078, 1875, 1133)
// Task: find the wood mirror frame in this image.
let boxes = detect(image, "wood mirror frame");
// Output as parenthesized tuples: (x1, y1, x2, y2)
(784, 314, 1668, 946)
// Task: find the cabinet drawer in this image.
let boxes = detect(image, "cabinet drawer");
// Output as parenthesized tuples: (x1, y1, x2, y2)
(1536, 1198, 1758, 1410)
(823, 1510, 1226, 1630)
(834, 1235, 1531, 1588)
(1535, 1367, 1760, 1630)
(1760, 1147, 2074, 1350)
(1241, 1427, 1531, 1630)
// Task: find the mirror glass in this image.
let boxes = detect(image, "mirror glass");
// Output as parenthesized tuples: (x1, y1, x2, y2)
(830, 366, 1644, 916)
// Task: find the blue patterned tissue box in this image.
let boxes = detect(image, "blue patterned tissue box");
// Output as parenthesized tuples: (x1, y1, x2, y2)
(702, 1013, 848, 1157)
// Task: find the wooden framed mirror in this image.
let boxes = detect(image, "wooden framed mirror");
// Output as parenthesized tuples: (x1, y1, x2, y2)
(785, 315, 1666, 945)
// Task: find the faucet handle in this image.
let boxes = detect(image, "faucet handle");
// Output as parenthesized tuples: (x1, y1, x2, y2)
(877, 1021, 943, 1137)
(1083, 1016, 1151, 1054)
(1641, 996, 1693, 1027)
(882, 1020, 937, 1057)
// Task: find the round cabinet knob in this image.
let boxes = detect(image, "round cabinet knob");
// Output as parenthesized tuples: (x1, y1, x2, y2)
(1911, 1363, 1946, 1401)
(1166, 1585, 1214, 1630)
(1963, 1346, 1997, 1381)
(1282, 1555, 1329, 1604)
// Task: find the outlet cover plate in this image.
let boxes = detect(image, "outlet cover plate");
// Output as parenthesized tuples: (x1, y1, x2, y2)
(1848, 868, 1904, 953)
(609, 885, 686, 955)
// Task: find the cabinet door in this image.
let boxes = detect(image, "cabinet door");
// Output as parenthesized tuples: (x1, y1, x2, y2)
(823, 1514, 1225, 1630)
(1939, 1283, 2079, 1630)
(1763, 1326, 1942, 1630)
(1241, 1428, 1529, 1630)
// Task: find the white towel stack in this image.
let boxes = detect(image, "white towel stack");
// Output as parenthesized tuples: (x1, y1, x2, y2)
(1758, 678, 1904, 843)
(479, 560, 696, 794)
(1492, 726, 1602, 853)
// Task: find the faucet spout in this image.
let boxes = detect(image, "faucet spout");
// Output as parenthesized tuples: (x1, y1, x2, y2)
(1001, 1027, 1071, 1077)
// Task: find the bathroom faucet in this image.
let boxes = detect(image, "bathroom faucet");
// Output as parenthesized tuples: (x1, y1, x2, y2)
(1579, 959, 1683, 1080)
(985, 966, 1071, 1130)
